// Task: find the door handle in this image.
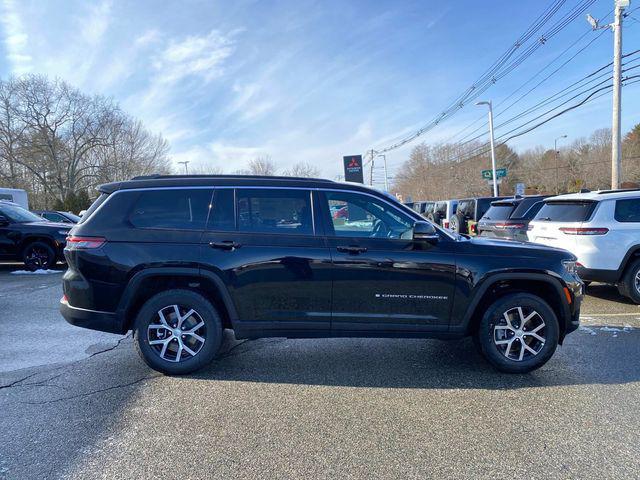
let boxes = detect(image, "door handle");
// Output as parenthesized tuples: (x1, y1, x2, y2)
(209, 241, 241, 251)
(337, 245, 367, 254)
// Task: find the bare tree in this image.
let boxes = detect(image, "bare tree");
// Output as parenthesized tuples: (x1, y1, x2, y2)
(247, 156, 277, 175)
(282, 162, 320, 178)
(0, 75, 170, 209)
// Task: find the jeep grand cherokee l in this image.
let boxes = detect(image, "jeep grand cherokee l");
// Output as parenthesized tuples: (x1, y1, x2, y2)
(61, 175, 582, 375)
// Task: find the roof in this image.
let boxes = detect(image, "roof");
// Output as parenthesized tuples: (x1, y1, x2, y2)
(98, 174, 389, 196)
(544, 189, 640, 202)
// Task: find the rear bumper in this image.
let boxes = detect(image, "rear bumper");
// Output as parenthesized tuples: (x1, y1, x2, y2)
(60, 297, 124, 334)
(577, 266, 619, 283)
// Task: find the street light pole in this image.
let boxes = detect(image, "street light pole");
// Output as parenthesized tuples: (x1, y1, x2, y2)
(379, 154, 389, 191)
(554, 135, 567, 194)
(476, 100, 498, 196)
(177, 161, 190, 174)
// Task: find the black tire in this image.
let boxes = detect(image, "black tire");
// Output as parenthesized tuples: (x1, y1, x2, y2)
(22, 241, 56, 271)
(133, 289, 223, 375)
(617, 259, 640, 304)
(474, 293, 559, 373)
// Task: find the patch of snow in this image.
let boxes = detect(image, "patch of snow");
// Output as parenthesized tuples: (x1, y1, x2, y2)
(10, 269, 63, 275)
(579, 326, 597, 336)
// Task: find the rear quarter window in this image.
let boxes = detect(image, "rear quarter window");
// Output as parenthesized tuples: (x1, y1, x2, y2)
(77, 193, 109, 224)
(614, 198, 640, 222)
(129, 189, 213, 230)
(535, 201, 596, 222)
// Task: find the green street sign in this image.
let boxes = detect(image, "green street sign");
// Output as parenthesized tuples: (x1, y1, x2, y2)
(481, 168, 507, 180)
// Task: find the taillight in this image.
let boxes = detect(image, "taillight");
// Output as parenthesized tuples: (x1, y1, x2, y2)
(65, 235, 106, 249)
(495, 222, 526, 230)
(470, 224, 477, 234)
(443, 220, 449, 228)
(559, 227, 608, 235)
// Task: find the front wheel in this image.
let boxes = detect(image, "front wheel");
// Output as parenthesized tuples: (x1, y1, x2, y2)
(474, 293, 559, 373)
(133, 289, 223, 375)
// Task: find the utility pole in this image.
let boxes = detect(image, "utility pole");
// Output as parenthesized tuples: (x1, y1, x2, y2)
(554, 134, 567, 194)
(368, 149, 375, 186)
(476, 100, 498, 196)
(611, 0, 628, 189)
(380, 154, 389, 191)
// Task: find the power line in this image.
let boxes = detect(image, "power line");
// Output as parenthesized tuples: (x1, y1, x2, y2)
(367, 0, 597, 156)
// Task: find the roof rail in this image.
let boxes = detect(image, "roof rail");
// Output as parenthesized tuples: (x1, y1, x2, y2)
(596, 188, 640, 194)
(130, 174, 335, 183)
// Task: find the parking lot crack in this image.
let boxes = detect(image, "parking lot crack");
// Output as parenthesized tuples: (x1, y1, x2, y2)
(21, 374, 160, 405)
(0, 372, 39, 390)
(86, 333, 131, 359)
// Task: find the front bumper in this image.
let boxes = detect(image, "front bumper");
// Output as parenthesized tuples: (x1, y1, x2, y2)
(60, 296, 124, 334)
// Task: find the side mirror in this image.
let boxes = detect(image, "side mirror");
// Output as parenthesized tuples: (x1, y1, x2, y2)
(413, 221, 439, 244)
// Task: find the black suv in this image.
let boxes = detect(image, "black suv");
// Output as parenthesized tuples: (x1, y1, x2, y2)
(477, 195, 549, 242)
(61, 175, 582, 375)
(0, 201, 71, 270)
(451, 196, 507, 235)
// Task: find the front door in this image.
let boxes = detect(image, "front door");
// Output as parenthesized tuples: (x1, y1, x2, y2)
(200, 187, 332, 337)
(318, 190, 456, 333)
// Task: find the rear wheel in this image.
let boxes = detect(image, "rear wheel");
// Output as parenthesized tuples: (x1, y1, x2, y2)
(133, 289, 222, 375)
(22, 241, 56, 271)
(618, 259, 640, 304)
(474, 293, 559, 373)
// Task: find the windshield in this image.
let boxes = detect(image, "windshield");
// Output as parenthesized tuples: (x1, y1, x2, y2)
(0, 203, 45, 223)
(535, 201, 596, 222)
(482, 204, 515, 221)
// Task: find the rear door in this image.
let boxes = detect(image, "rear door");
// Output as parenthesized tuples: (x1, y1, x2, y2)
(200, 187, 332, 336)
(318, 189, 456, 333)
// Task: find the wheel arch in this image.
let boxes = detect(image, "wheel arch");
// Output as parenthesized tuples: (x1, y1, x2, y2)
(117, 267, 238, 333)
(461, 272, 571, 342)
(616, 245, 640, 281)
(19, 235, 58, 254)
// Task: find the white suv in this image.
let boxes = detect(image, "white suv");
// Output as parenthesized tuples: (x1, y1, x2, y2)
(527, 189, 640, 303)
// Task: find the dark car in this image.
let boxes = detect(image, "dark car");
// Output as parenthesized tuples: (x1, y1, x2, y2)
(33, 210, 81, 224)
(0, 201, 71, 270)
(477, 196, 549, 242)
(61, 175, 582, 375)
(451, 196, 507, 235)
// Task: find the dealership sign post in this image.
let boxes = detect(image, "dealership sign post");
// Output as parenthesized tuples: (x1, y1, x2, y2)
(343, 155, 364, 183)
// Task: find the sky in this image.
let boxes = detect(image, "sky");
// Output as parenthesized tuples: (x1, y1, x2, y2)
(0, 0, 638, 183)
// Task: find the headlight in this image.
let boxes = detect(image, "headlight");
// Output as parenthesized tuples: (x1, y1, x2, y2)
(562, 260, 578, 275)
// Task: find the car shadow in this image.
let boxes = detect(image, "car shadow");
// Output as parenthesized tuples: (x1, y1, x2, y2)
(585, 283, 636, 305)
(189, 326, 640, 390)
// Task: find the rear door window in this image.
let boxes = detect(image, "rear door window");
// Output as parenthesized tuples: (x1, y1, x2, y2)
(129, 189, 213, 230)
(236, 188, 313, 235)
(614, 199, 640, 222)
(535, 201, 596, 222)
(482, 204, 515, 221)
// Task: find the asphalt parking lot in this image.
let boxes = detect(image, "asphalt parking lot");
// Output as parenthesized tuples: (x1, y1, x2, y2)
(1, 262, 639, 479)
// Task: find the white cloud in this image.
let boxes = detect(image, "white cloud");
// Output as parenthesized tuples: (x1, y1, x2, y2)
(0, 0, 32, 74)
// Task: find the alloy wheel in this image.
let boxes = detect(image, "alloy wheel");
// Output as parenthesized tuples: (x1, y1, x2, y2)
(634, 269, 640, 295)
(25, 246, 51, 269)
(493, 306, 546, 362)
(147, 305, 206, 362)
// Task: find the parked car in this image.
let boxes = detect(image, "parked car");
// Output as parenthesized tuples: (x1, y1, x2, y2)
(412, 201, 435, 219)
(452, 196, 507, 235)
(0, 200, 71, 270)
(32, 210, 81, 224)
(0, 187, 28, 209)
(477, 195, 549, 241)
(429, 200, 458, 228)
(61, 174, 582, 375)
(527, 189, 640, 303)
